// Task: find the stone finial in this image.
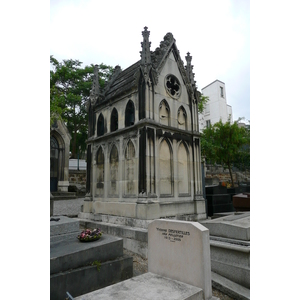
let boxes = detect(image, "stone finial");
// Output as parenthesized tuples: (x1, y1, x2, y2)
(90, 64, 101, 106)
(140, 26, 152, 66)
(91, 65, 100, 95)
(185, 52, 195, 86)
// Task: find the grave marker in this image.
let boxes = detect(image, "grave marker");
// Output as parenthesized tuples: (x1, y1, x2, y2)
(148, 219, 213, 300)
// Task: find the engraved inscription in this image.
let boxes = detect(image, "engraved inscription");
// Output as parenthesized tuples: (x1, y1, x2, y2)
(156, 227, 190, 243)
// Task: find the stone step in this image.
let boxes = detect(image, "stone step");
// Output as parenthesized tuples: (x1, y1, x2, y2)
(211, 272, 250, 300)
(50, 234, 124, 274)
(74, 272, 205, 300)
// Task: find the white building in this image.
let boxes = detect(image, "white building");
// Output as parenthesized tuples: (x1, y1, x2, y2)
(199, 79, 233, 131)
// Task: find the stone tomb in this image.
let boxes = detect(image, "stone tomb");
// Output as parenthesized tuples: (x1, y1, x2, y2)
(50, 217, 133, 299)
(75, 219, 218, 300)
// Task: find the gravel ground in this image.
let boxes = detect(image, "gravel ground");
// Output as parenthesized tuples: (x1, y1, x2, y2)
(123, 249, 234, 300)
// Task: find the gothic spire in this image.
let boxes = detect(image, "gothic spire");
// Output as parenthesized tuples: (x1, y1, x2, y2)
(90, 64, 100, 106)
(140, 26, 152, 66)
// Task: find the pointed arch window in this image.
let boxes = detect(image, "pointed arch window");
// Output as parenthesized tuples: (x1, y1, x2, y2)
(125, 100, 135, 127)
(97, 113, 105, 137)
(124, 140, 136, 195)
(110, 108, 118, 132)
(96, 146, 105, 195)
(159, 138, 173, 196)
(178, 106, 187, 130)
(110, 144, 119, 195)
(159, 100, 170, 126)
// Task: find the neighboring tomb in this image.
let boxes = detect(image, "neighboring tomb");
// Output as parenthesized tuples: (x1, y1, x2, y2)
(50, 118, 71, 192)
(50, 217, 133, 299)
(81, 27, 206, 223)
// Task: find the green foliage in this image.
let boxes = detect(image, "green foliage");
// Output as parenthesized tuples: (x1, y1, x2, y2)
(92, 260, 101, 272)
(50, 55, 113, 157)
(201, 118, 250, 186)
(197, 94, 209, 114)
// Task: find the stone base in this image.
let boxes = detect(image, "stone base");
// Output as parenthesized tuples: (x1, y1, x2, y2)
(81, 199, 207, 221)
(74, 272, 209, 300)
(51, 255, 133, 300)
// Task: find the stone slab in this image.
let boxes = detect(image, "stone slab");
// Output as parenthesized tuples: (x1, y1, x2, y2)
(74, 272, 204, 300)
(50, 215, 80, 236)
(50, 234, 123, 274)
(200, 213, 250, 241)
(148, 219, 212, 300)
(51, 255, 133, 300)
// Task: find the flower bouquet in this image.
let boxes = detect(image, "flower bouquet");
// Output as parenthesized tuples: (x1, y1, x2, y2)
(77, 228, 102, 242)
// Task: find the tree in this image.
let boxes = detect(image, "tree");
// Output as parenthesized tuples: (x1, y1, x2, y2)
(197, 93, 209, 114)
(200, 118, 250, 186)
(50, 56, 113, 157)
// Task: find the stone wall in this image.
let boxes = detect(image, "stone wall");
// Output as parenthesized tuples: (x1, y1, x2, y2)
(205, 164, 250, 186)
(68, 170, 86, 196)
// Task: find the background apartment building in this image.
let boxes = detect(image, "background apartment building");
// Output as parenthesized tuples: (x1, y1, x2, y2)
(199, 79, 233, 131)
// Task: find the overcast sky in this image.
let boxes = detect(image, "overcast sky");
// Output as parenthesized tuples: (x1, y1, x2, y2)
(50, 0, 250, 122)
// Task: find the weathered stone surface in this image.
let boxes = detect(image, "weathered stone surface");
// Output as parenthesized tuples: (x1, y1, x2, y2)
(50, 215, 80, 237)
(74, 272, 204, 300)
(200, 213, 250, 241)
(50, 234, 123, 274)
(148, 219, 212, 300)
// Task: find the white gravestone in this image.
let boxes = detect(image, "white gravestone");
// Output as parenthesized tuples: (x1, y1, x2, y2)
(148, 219, 213, 300)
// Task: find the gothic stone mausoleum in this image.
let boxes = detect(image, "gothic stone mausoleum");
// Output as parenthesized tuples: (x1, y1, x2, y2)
(81, 27, 206, 222)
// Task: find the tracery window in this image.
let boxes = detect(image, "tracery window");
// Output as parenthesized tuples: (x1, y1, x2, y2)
(165, 74, 181, 99)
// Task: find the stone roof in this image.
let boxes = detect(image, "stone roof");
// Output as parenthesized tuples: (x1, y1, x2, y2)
(92, 29, 197, 105)
(104, 61, 140, 101)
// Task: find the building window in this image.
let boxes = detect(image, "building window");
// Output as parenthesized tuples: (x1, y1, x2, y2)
(220, 86, 224, 98)
(110, 108, 118, 132)
(97, 113, 105, 137)
(125, 100, 135, 127)
(206, 120, 211, 128)
(204, 103, 210, 114)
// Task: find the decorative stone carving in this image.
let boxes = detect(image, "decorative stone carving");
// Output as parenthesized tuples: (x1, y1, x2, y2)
(165, 74, 181, 99)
